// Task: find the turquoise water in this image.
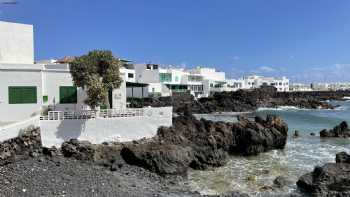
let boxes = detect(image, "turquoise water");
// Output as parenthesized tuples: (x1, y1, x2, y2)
(189, 100, 350, 196)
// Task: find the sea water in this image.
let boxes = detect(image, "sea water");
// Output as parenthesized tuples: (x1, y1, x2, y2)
(189, 100, 350, 196)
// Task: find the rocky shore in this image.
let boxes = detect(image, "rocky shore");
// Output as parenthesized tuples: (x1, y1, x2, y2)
(320, 121, 350, 138)
(0, 113, 289, 197)
(297, 152, 350, 196)
(129, 87, 350, 113)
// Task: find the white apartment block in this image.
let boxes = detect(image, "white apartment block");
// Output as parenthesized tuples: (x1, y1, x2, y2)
(241, 75, 289, 92)
(290, 83, 313, 92)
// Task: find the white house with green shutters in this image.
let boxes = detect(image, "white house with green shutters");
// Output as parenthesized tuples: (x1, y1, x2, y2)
(0, 21, 172, 148)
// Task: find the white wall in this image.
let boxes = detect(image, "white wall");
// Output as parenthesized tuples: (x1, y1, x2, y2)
(0, 21, 34, 64)
(43, 69, 88, 111)
(40, 107, 173, 147)
(0, 116, 40, 142)
(0, 66, 43, 122)
(134, 64, 160, 83)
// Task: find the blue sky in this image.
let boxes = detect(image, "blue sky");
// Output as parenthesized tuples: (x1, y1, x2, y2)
(1, 0, 350, 83)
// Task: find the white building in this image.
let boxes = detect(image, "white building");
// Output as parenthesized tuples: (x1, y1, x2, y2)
(0, 21, 172, 147)
(240, 75, 289, 92)
(0, 21, 34, 64)
(289, 83, 313, 92)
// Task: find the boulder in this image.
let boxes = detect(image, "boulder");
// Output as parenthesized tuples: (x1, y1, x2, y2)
(297, 152, 350, 196)
(293, 130, 300, 138)
(61, 139, 96, 161)
(120, 143, 194, 176)
(231, 115, 288, 155)
(0, 126, 42, 165)
(336, 152, 350, 164)
(273, 176, 293, 188)
(320, 121, 350, 138)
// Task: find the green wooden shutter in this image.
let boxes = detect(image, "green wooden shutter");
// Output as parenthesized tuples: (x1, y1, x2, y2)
(9, 86, 37, 104)
(59, 86, 77, 104)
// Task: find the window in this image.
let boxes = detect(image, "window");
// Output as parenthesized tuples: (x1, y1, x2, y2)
(153, 65, 158, 70)
(59, 86, 77, 104)
(159, 73, 172, 82)
(9, 86, 37, 104)
(175, 76, 179, 82)
(128, 73, 134, 78)
(146, 64, 151, 70)
(279, 82, 282, 85)
(43, 95, 48, 103)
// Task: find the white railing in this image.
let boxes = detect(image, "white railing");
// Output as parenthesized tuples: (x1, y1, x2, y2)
(99, 108, 143, 118)
(40, 108, 144, 121)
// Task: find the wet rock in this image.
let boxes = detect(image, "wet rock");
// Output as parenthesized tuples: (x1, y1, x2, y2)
(310, 132, 315, 136)
(336, 152, 350, 164)
(232, 115, 288, 155)
(293, 130, 300, 138)
(320, 121, 350, 137)
(297, 152, 350, 196)
(273, 176, 293, 188)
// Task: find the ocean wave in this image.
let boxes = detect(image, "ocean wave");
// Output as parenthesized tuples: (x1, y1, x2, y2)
(343, 96, 350, 100)
(256, 106, 307, 111)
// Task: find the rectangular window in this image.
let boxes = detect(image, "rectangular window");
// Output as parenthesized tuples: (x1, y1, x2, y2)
(128, 73, 134, 78)
(9, 86, 37, 104)
(159, 73, 172, 82)
(59, 86, 77, 104)
(43, 95, 48, 103)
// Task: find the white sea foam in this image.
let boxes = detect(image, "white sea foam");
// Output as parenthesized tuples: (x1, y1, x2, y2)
(256, 106, 306, 111)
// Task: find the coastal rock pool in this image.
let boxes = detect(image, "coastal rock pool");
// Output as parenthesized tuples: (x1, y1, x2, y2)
(189, 100, 350, 196)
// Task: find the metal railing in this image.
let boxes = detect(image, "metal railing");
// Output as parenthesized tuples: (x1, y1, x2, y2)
(40, 108, 144, 121)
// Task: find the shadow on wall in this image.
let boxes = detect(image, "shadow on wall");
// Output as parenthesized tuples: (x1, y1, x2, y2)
(55, 119, 87, 142)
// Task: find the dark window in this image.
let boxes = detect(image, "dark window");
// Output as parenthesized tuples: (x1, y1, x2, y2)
(146, 64, 151, 70)
(59, 86, 77, 104)
(43, 95, 48, 103)
(9, 86, 37, 104)
(159, 73, 172, 82)
(128, 73, 134, 78)
(153, 65, 158, 69)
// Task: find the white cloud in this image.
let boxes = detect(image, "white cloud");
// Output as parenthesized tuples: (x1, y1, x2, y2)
(257, 66, 276, 72)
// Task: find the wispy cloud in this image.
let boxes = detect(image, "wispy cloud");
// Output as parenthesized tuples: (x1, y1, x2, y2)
(257, 66, 276, 72)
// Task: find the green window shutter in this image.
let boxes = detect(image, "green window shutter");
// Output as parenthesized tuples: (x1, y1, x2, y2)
(59, 86, 77, 104)
(9, 86, 37, 104)
(43, 95, 48, 103)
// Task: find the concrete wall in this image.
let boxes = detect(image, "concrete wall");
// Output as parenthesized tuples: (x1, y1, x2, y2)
(0, 21, 34, 64)
(0, 66, 43, 122)
(0, 116, 40, 142)
(134, 64, 160, 83)
(43, 69, 88, 111)
(40, 107, 172, 147)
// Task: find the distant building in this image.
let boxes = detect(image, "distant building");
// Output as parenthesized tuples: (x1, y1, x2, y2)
(289, 83, 313, 92)
(239, 75, 289, 92)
